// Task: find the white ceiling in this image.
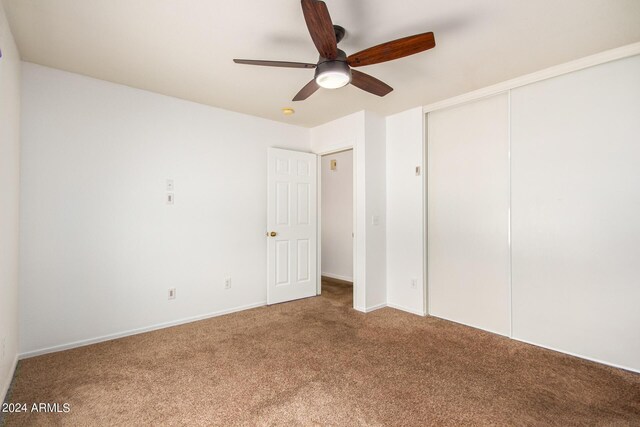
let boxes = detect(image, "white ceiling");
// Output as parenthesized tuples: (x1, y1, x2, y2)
(3, 0, 640, 127)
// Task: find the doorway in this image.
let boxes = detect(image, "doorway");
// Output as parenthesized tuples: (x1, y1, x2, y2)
(319, 149, 354, 307)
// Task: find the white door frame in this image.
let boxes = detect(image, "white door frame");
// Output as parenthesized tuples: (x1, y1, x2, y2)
(316, 147, 357, 309)
(423, 112, 429, 316)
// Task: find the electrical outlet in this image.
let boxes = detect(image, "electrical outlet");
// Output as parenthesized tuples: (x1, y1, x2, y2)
(166, 179, 174, 191)
(411, 278, 418, 289)
(224, 277, 232, 289)
(168, 288, 176, 300)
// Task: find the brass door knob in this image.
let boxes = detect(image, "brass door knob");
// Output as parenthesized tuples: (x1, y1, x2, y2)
(269, 231, 277, 237)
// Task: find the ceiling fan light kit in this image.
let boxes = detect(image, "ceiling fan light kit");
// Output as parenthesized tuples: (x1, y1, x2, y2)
(315, 54, 352, 89)
(233, 0, 436, 102)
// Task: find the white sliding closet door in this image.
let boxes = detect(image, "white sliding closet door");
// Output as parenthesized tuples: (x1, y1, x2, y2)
(510, 55, 640, 371)
(427, 93, 510, 336)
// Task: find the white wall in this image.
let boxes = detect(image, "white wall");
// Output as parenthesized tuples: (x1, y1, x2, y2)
(321, 150, 353, 282)
(19, 63, 310, 356)
(427, 94, 511, 336)
(386, 107, 425, 316)
(511, 55, 640, 372)
(0, 2, 21, 402)
(363, 111, 386, 310)
(311, 111, 386, 312)
(312, 111, 365, 309)
(310, 112, 362, 155)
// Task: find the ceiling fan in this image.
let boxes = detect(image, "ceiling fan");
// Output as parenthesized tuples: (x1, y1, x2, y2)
(233, 0, 436, 101)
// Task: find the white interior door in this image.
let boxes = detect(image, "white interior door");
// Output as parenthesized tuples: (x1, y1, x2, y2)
(267, 148, 317, 305)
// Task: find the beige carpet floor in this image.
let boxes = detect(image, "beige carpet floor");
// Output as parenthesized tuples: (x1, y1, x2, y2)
(3, 278, 640, 426)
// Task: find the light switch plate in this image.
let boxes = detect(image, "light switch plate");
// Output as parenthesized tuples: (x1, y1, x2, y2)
(166, 179, 174, 191)
(166, 193, 174, 204)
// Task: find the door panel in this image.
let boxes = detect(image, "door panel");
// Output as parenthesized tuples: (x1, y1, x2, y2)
(275, 241, 290, 286)
(276, 182, 290, 225)
(427, 93, 510, 336)
(510, 56, 640, 371)
(297, 183, 310, 224)
(297, 239, 310, 281)
(267, 148, 317, 304)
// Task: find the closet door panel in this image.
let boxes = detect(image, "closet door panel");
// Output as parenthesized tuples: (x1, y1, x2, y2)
(511, 55, 640, 371)
(428, 93, 511, 336)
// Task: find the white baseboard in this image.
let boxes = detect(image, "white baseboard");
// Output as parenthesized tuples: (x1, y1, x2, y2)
(362, 303, 386, 313)
(19, 301, 267, 359)
(387, 302, 427, 316)
(1, 354, 19, 403)
(429, 312, 509, 337)
(429, 313, 639, 374)
(512, 337, 640, 374)
(321, 272, 353, 282)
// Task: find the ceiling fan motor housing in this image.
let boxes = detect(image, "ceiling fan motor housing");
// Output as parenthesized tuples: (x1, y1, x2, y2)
(333, 25, 346, 44)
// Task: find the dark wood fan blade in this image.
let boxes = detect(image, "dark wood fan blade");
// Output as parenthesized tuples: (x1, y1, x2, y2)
(301, 0, 337, 60)
(347, 32, 435, 67)
(293, 79, 320, 101)
(350, 70, 393, 97)
(233, 59, 316, 69)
